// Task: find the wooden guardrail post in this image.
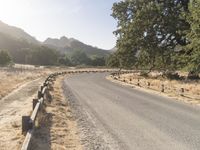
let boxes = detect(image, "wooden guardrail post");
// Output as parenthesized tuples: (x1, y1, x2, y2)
(46, 88, 52, 102)
(161, 84, 164, 92)
(147, 82, 150, 88)
(40, 85, 43, 92)
(137, 79, 140, 86)
(37, 91, 43, 99)
(48, 81, 54, 91)
(32, 99, 38, 110)
(22, 116, 32, 134)
(43, 82, 47, 87)
(180, 88, 184, 96)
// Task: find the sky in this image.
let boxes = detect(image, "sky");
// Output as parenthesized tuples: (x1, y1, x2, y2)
(0, 0, 120, 49)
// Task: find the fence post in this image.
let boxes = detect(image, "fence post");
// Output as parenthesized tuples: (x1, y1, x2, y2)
(147, 82, 150, 87)
(137, 79, 140, 86)
(48, 81, 54, 91)
(161, 84, 164, 92)
(22, 116, 32, 134)
(180, 88, 184, 96)
(37, 91, 43, 99)
(40, 86, 43, 92)
(32, 99, 38, 110)
(47, 89, 52, 102)
(123, 77, 126, 82)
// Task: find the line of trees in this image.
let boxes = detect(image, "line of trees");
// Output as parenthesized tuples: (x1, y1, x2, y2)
(7, 46, 59, 66)
(58, 50, 106, 67)
(0, 48, 106, 67)
(108, 0, 200, 78)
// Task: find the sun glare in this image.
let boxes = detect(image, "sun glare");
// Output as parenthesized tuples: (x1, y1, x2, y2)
(0, 0, 30, 24)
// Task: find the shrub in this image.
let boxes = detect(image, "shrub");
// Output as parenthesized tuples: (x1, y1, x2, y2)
(0, 50, 12, 66)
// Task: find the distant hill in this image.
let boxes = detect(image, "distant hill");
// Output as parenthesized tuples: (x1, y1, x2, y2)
(44, 36, 75, 48)
(0, 32, 33, 62)
(0, 21, 39, 44)
(0, 20, 111, 58)
(0, 20, 112, 65)
(0, 21, 55, 65)
(43, 36, 110, 57)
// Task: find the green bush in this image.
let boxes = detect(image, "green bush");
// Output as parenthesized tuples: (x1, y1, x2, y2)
(0, 50, 12, 66)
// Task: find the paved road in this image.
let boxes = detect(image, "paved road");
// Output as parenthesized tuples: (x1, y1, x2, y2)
(64, 73, 200, 150)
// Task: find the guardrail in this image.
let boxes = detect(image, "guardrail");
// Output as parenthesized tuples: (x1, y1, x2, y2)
(21, 69, 126, 150)
(111, 71, 200, 100)
(21, 72, 58, 150)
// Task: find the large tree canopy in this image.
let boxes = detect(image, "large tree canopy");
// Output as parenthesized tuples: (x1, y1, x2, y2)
(111, 0, 190, 72)
(185, 0, 200, 74)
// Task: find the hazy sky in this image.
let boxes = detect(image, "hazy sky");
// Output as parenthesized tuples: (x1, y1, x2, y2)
(0, 0, 120, 49)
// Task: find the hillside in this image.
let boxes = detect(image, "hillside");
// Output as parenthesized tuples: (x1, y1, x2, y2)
(0, 20, 111, 66)
(0, 21, 39, 44)
(43, 36, 110, 57)
(0, 32, 34, 63)
(0, 21, 57, 65)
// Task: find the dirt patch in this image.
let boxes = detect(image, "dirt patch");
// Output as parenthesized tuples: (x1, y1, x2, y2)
(31, 76, 82, 150)
(108, 73, 200, 105)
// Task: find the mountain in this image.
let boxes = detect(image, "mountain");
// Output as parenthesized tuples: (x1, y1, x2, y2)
(0, 21, 53, 64)
(44, 36, 76, 48)
(0, 20, 111, 58)
(43, 36, 110, 57)
(0, 20, 111, 65)
(0, 32, 31, 51)
(0, 21, 39, 44)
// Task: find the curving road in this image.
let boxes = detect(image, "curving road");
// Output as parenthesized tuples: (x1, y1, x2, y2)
(63, 73, 200, 150)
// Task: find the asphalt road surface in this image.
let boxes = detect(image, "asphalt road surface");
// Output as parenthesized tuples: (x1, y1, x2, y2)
(63, 73, 200, 150)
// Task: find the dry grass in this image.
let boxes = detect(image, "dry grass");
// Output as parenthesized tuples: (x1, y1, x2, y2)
(0, 82, 41, 150)
(0, 66, 60, 99)
(0, 71, 38, 98)
(110, 73, 200, 105)
(0, 98, 33, 150)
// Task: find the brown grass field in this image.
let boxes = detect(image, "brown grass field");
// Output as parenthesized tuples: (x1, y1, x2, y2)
(0, 65, 66, 99)
(0, 68, 46, 99)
